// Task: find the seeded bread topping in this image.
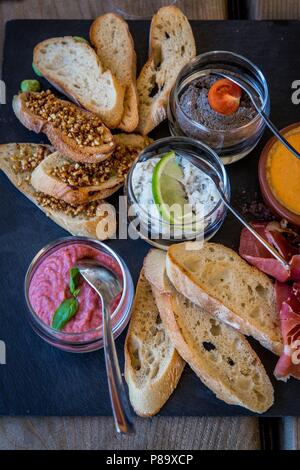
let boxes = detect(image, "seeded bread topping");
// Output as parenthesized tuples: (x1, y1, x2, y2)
(25, 90, 114, 148)
(12, 144, 51, 175)
(35, 192, 99, 218)
(49, 143, 141, 187)
(9, 144, 101, 217)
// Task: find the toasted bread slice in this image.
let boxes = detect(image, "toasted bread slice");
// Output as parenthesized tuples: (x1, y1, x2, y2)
(166, 242, 283, 355)
(13, 91, 116, 164)
(124, 269, 185, 417)
(30, 152, 121, 205)
(30, 134, 151, 205)
(144, 250, 274, 414)
(136, 6, 196, 135)
(33, 36, 125, 128)
(0, 144, 116, 240)
(90, 14, 139, 132)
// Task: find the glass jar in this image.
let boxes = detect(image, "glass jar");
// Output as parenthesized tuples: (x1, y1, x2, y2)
(168, 51, 270, 164)
(124, 136, 230, 250)
(24, 237, 134, 353)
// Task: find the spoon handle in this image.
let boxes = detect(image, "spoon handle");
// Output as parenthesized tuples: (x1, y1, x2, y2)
(103, 303, 135, 434)
(257, 109, 300, 160)
(217, 188, 290, 270)
(212, 69, 300, 160)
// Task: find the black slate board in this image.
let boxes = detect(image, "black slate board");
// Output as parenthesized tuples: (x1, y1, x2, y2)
(1, 19, 300, 417)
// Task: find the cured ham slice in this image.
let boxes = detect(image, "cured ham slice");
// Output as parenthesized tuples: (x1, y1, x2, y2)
(293, 281, 300, 302)
(274, 290, 300, 381)
(275, 282, 292, 312)
(239, 221, 300, 282)
(241, 254, 290, 282)
(239, 222, 272, 258)
(266, 229, 297, 261)
(240, 221, 300, 381)
(290, 255, 300, 281)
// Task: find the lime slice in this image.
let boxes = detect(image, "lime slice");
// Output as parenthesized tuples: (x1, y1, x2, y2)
(161, 151, 184, 181)
(152, 151, 192, 224)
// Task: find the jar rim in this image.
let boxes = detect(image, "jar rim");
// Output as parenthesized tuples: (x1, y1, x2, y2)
(126, 136, 230, 226)
(24, 237, 134, 341)
(172, 50, 269, 135)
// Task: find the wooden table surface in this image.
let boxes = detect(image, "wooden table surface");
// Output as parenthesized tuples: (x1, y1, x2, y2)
(247, 0, 300, 19)
(0, 0, 298, 451)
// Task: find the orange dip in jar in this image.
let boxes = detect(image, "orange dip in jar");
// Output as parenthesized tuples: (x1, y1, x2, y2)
(266, 126, 300, 215)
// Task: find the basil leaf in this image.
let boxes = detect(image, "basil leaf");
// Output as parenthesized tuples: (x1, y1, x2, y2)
(73, 288, 81, 298)
(70, 267, 80, 296)
(52, 298, 79, 331)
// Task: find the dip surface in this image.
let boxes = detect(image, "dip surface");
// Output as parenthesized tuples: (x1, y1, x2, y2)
(29, 244, 121, 333)
(267, 127, 300, 215)
(179, 76, 256, 131)
(132, 155, 220, 236)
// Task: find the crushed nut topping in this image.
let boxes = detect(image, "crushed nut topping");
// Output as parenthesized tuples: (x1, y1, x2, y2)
(35, 192, 99, 218)
(49, 144, 141, 187)
(12, 144, 51, 174)
(25, 90, 114, 148)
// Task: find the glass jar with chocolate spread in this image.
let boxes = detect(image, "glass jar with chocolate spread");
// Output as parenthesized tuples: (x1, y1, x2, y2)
(168, 51, 270, 164)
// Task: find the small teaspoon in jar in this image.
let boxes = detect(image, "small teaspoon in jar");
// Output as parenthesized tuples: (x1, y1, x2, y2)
(210, 69, 300, 160)
(76, 259, 134, 434)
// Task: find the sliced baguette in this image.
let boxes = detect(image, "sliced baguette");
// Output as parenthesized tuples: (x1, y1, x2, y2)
(13, 91, 116, 164)
(166, 242, 283, 356)
(30, 151, 121, 205)
(0, 144, 116, 240)
(33, 36, 125, 128)
(124, 269, 185, 417)
(144, 249, 274, 414)
(30, 134, 151, 205)
(90, 14, 139, 132)
(136, 6, 196, 135)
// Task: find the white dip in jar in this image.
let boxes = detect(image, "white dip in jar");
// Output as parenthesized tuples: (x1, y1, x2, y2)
(131, 155, 220, 239)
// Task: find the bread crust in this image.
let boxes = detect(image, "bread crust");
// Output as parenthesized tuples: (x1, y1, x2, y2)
(152, 287, 274, 414)
(90, 13, 139, 133)
(13, 93, 116, 163)
(30, 133, 152, 206)
(166, 243, 283, 356)
(144, 249, 274, 414)
(136, 5, 196, 135)
(33, 36, 125, 128)
(0, 143, 116, 240)
(124, 269, 185, 417)
(119, 82, 139, 133)
(31, 157, 122, 205)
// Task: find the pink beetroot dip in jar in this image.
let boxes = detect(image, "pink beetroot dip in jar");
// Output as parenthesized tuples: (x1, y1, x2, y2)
(25, 237, 134, 352)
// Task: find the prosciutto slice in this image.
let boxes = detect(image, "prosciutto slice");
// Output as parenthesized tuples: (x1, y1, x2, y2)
(274, 284, 300, 381)
(239, 222, 300, 282)
(275, 282, 292, 312)
(290, 255, 300, 281)
(239, 221, 300, 381)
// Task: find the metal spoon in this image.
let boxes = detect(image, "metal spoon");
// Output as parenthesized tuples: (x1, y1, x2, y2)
(76, 259, 134, 434)
(210, 69, 300, 160)
(217, 185, 290, 270)
(189, 155, 290, 271)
